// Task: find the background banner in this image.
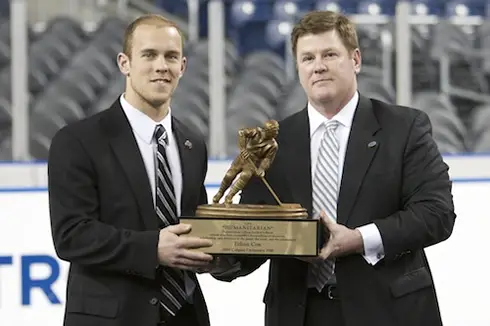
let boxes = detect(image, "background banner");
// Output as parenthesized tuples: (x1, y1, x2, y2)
(1, 182, 489, 326)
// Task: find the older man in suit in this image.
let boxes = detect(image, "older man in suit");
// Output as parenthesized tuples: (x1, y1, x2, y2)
(48, 14, 215, 326)
(212, 10, 456, 326)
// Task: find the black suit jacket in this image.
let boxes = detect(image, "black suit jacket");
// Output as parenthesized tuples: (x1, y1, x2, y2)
(48, 99, 210, 326)
(214, 94, 456, 326)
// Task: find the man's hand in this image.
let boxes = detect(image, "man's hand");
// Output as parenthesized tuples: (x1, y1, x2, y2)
(318, 211, 364, 259)
(158, 224, 214, 271)
(298, 211, 364, 263)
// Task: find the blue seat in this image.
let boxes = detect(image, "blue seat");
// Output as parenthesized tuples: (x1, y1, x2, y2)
(230, 0, 273, 26)
(315, 0, 360, 14)
(265, 19, 292, 56)
(235, 21, 270, 56)
(226, 1, 275, 54)
(155, 0, 189, 17)
(272, 0, 314, 20)
(444, 0, 487, 17)
(411, 0, 445, 16)
(357, 0, 397, 15)
(234, 18, 291, 57)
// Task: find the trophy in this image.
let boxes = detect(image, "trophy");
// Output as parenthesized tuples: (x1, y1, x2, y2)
(180, 120, 321, 257)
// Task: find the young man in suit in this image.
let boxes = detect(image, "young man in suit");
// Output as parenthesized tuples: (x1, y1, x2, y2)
(48, 14, 216, 326)
(212, 10, 456, 326)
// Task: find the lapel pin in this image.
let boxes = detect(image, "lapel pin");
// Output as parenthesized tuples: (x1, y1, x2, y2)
(368, 141, 377, 148)
(184, 140, 192, 149)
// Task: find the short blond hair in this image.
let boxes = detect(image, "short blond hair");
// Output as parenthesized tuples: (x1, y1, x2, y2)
(123, 14, 185, 58)
(291, 10, 359, 57)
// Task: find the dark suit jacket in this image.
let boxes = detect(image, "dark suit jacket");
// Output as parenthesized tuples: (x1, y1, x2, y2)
(214, 94, 456, 326)
(48, 99, 210, 326)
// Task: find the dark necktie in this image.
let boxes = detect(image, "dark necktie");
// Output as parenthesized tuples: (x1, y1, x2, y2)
(154, 124, 187, 317)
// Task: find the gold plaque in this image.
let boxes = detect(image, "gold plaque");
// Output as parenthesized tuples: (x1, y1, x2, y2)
(180, 216, 319, 256)
(181, 120, 321, 257)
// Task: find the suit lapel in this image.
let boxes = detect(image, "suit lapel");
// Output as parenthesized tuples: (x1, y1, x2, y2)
(283, 109, 314, 216)
(101, 101, 158, 230)
(172, 118, 194, 212)
(337, 95, 381, 225)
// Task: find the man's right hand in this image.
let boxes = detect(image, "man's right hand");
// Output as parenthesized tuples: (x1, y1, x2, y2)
(158, 224, 214, 271)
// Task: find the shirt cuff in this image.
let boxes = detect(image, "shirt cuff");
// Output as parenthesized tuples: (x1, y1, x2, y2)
(357, 223, 385, 265)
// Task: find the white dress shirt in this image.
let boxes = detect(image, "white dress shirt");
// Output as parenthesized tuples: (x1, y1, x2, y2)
(120, 94, 195, 297)
(120, 95, 182, 213)
(308, 91, 385, 265)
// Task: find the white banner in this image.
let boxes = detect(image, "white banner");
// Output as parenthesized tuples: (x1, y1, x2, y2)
(0, 183, 489, 326)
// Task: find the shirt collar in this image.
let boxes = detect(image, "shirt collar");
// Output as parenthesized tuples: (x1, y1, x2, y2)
(308, 91, 359, 137)
(120, 94, 173, 144)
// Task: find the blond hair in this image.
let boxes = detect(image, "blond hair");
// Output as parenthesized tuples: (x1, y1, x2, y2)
(123, 14, 185, 58)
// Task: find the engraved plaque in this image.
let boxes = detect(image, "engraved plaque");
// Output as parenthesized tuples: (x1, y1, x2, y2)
(180, 217, 320, 257)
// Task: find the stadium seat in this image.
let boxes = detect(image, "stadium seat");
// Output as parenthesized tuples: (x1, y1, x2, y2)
(272, 0, 314, 20)
(226, 94, 278, 156)
(357, 0, 397, 15)
(0, 39, 9, 69)
(89, 74, 125, 115)
(426, 108, 468, 153)
(468, 104, 490, 150)
(412, 91, 459, 115)
(0, 95, 10, 131)
(473, 129, 490, 152)
(154, 0, 190, 18)
(358, 76, 396, 103)
(411, 0, 444, 15)
(445, 0, 487, 17)
(0, 135, 11, 160)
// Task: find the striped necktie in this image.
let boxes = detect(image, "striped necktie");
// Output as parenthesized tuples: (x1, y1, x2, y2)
(154, 124, 188, 317)
(308, 120, 340, 292)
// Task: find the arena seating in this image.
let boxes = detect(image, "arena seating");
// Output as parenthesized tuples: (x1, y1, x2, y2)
(0, 0, 490, 160)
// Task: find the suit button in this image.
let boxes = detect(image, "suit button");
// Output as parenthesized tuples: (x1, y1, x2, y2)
(150, 297, 158, 305)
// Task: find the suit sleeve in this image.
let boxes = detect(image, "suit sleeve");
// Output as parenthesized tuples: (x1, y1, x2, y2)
(48, 127, 160, 280)
(373, 111, 456, 261)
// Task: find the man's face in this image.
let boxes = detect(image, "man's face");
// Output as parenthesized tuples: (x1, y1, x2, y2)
(295, 29, 360, 107)
(118, 24, 186, 108)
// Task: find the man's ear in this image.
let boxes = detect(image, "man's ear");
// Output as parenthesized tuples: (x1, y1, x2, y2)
(179, 56, 187, 78)
(117, 52, 131, 76)
(352, 48, 361, 74)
